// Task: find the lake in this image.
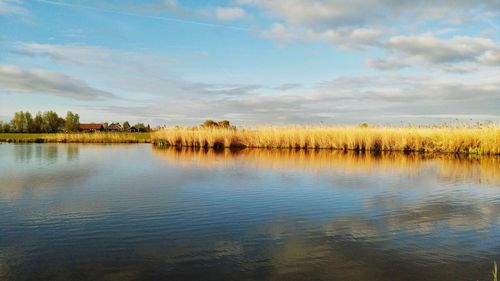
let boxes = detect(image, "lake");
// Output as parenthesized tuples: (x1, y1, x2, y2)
(0, 143, 499, 281)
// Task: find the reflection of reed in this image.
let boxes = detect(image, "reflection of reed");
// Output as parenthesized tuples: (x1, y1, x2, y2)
(153, 148, 500, 185)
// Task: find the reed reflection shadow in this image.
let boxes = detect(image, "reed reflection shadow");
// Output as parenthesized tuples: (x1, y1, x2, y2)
(153, 147, 499, 186)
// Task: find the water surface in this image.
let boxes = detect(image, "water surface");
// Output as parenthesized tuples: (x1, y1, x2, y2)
(0, 144, 499, 281)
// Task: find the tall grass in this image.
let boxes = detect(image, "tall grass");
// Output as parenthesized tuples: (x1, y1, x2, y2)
(0, 132, 151, 143)
(152, 126, 499, 155)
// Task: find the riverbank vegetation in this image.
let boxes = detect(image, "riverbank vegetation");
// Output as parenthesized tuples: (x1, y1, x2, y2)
(0, 132, 151, 143)
(152, 123, 499, 155)
(0, 110, 152, 133)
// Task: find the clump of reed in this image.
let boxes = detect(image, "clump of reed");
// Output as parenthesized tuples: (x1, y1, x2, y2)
(152, 126, 499, 155)
(0, 132, 151, 143)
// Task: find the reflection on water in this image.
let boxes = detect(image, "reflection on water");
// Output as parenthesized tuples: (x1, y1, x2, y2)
(154, 148, 500, 186)
(0, 144, 499, 281)
(12, 143, 80, 163)
(66, 145, 80, 161)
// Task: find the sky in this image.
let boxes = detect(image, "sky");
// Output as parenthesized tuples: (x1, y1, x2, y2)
(0, 0, 499, 126)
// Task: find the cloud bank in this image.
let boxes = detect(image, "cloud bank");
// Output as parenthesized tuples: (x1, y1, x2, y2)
(0, 65, 114, 100)
(244, 0, 500, 71)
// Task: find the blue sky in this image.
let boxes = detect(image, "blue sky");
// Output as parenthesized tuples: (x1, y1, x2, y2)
(1, 0, 499, 126)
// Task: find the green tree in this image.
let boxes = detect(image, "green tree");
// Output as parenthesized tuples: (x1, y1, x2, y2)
(42, 111, 63, 133)
(25, 112, 34, 133)
(33, 112, 44, 133)
(201, 119, 234, 129)
(65, 111, 80, 132)
(122, 121, 130, 131)
(10, 111, 33, 133)
(202, 120, 218, 128)
(2, 123, 11, 133)
(134, 123, 148, 132)
(10, 111, 24, 133)
(103, 122, 109, 131)
(217, 120, 231, 128)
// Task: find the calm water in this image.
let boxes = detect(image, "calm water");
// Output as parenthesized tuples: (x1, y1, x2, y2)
(0, 144, 499, 281)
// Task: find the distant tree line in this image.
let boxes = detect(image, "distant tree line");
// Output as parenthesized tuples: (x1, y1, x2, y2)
(0, 111, 152, 133)
(0, 111, 77, 133)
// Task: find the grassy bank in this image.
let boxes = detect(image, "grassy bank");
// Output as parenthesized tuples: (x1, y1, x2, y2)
(152, 126, 499, 155)
(0, 132, 151, 143)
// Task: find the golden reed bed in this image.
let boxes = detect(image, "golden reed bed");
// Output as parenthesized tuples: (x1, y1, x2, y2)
(152, 126, 500, 155)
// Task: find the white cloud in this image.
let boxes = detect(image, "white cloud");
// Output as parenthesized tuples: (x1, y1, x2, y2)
(386, 35, 500, 65)
(101, 73, 500, 125)
(15, 42, 176, 68)
(307, 27, 384, 49)
(367, 35, 500, 72)
(478, 50, 500, 65)
(239, 0, 370, 26)
(365, 58, 409, 70)
(0, 65, 114, 100)
(239, 0, 500, 27)
(0, 0, 27, 15)
(437, 64, 479, 73)
(215, 7, 246, 21)
(260, 24, 384, 49)
(242, 0, 500, 70)
(260, 23, 297, 44)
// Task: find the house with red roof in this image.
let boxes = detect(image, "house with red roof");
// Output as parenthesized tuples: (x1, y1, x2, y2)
(79, 123, 103, 132)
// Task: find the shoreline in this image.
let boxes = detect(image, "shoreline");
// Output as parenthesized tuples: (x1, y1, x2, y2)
(2, 126, 499, 156)
(2, 139, 498, 156)
(151, 144, 500, 156)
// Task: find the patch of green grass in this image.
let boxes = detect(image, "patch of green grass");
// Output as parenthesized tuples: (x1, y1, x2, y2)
(0, 132, 151, 143)
(0, 133, 46, 141)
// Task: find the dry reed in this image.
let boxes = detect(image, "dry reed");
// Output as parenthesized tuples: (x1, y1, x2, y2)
(152, 126, 499, 155)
